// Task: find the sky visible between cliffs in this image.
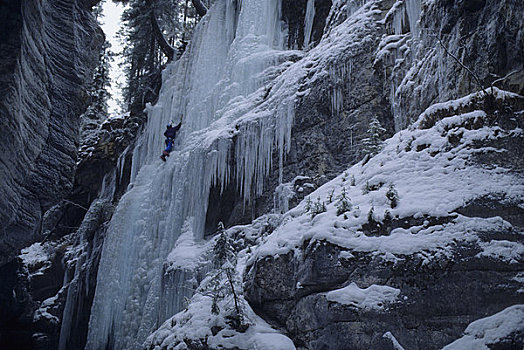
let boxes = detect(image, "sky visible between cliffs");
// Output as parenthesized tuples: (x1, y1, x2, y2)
(101, 0, 125, 116)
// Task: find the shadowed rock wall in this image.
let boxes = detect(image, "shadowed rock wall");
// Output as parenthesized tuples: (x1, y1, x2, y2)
(0, 0, 103, 265)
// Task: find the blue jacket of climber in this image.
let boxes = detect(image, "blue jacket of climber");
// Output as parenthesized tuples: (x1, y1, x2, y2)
(161, 121, 182, 161)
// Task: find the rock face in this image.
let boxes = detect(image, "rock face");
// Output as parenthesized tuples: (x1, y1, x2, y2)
(220, 0, 524, 229)
(244, 91, 524, 349)
(161, 0, 524, 349)
(0, 0, 103, 265)
(0, 0, 106, 348)
(139, 0, 524, 349)
(246, 239, 523, 349)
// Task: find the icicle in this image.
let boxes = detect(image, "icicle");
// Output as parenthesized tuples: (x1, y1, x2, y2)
(405, 0, 421, 39)
(303, 0, 316, 49)
(117, 145, 130, 184)
(98, 169, 116, 200)
(392, 5, 405, 36)
(85, 0, 294, 349)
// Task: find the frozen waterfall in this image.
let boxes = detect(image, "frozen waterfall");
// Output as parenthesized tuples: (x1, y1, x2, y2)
(84, 0, 297, 349)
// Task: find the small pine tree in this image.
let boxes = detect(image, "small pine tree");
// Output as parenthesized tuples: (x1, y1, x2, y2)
(336, 187, 352, 216)
(384, 209, 393, 226)
(362, 181, 371, 195)
(350, 175, 356, 186)
(361, 115, 386, 157)
(304, 196, 312, 213)
(81, 40, 112, 127)
(327, 189, 335, 204)
(213, 222, 235, 268)
(367, 206, 375, 224)
(311, 197, 327, 218)
(211, 222, 241, 317)
(386, 184, 399, 209)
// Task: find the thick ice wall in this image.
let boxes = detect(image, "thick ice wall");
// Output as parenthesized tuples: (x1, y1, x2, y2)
(86, 0, 293, 349)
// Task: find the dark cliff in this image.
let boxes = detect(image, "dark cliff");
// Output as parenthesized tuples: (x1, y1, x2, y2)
(0, 0, 103, 348)
(0, 0, 103, 265)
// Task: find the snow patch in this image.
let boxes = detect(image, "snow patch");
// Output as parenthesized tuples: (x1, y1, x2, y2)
(145, 291, 296, 350)
(326, 282, 400, 310)
(20, 242, 50, 275)
(166, 218, 214, 271)
(477, 240, 524, 264)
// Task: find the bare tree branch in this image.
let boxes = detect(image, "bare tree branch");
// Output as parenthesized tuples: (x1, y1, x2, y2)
(490, 68, 523, 93)
(437, 36, 489, 96)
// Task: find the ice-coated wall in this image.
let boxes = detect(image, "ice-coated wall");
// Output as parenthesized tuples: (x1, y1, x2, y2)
(85, 0, 297, 348)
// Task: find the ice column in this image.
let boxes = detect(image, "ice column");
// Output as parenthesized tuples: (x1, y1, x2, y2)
(85, 0, 289, 349)
(405, 0, 421, 39)
(390, 0, 420, 38)
(303, 0, 316, 48)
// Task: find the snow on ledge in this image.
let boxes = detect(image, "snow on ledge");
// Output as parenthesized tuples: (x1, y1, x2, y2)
(477, 240, 524, 264)
(250, 88, 523, 264)
(442, 304, 524, 350)
(144, 293, 296, 350)
(166, 218, 214, 272)
(20, 242, 49, 269)
(326, 282, 400, 310)
(413, 87, 524, 130)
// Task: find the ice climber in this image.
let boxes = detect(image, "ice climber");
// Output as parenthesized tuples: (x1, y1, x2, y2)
(160, 120, 182, 161)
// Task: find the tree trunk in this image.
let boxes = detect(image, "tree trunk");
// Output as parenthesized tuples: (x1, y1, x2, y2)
(192, 0, 207, 17)
(149, 11, 175, 61)
(144, 0, 175, 61)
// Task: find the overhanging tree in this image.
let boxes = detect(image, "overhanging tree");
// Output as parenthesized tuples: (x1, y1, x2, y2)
(115, 0, 207, 113)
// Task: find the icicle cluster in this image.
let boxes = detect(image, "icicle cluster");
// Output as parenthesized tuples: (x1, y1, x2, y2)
(347, 0, 369, 17)
(383, 0, 422, 130)
(85, 0, 300, 349)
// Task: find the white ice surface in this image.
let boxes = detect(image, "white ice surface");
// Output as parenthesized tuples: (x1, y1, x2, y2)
(86, 0, 296, 348)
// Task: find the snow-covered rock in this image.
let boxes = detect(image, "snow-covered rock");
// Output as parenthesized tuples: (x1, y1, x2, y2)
(244, 90, 524, 349)
(442, 305, 524, 350)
